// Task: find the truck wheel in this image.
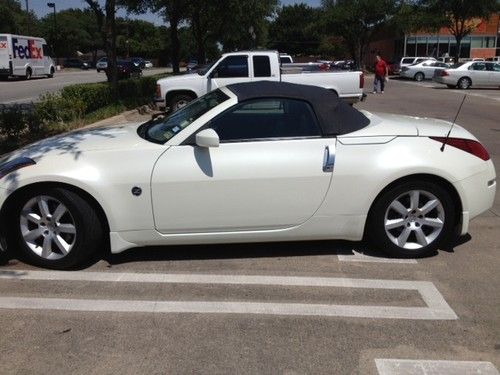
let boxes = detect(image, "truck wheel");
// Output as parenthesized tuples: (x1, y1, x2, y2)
(25, 68, 32, 80)
(169, 94, 194, 112)
(47, 67, 55, 78)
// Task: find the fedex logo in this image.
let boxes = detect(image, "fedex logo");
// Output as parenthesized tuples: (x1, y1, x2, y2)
(0, 42, 7, 49)
(12, 38, 43, 59)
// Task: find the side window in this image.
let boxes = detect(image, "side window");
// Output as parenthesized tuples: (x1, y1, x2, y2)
(213, 55, 248, 78)
(253, 55, 271, 77)
(470, 62, 486, 71)
(492, 63, 500, 72)
(280, 56, 292, 64)
(210, 98, 321, 142)
(402, 58, 414, 64)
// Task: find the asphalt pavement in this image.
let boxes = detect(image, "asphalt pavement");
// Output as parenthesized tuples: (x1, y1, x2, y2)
(0, 77, 499, 375)
(0, 68, 171, 104)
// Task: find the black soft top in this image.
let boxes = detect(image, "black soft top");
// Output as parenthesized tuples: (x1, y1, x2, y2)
(226, 81, 370, 136)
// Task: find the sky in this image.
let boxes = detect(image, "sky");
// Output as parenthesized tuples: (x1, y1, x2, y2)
(28, 0, 322, 25)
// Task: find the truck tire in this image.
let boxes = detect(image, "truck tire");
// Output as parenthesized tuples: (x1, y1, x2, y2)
(25, 68, 32, 80)
(169, 94, 194, 112)
(47, 67, 55, 78)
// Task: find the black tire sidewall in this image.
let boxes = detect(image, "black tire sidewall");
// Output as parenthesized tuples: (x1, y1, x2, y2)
(7, 187, 103, 269)
(369, 180, 456, 258)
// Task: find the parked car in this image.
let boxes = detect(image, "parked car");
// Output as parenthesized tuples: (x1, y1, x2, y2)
(96, 57, 107, 72)
(0, 81, 495, 269)
(155, 50, 365, 111)
(436, 57, 455, 65)
(400, 60, 450, 81)
(105, 59, 142, 79)
(485, 56, 500, 62)
(130, 57, 146, 69)
(144, 60, 153, 69)
(64, 58, 89, 70)
(387, 61, 400, 75)
(433, 61, 500, 89)
(279, 54, 293, 64)
(186, 59, 198, 71)
(399, 56, 436, 70)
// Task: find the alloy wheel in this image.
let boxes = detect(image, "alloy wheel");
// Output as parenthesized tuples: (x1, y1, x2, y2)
(19, 195, 77, 260)
(384, 190, 445, 250)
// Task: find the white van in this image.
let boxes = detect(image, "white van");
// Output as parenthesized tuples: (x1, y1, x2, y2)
(0, 34, 55, 80)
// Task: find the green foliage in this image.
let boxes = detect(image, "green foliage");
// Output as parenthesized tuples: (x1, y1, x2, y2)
(0, 0, 40, 36)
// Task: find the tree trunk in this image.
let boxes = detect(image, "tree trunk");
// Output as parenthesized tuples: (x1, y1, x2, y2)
(170, 15, 180, 74)
(105, 0, 118, 98)
(192, 10, 206, 64)
(454, 35, 462, 64)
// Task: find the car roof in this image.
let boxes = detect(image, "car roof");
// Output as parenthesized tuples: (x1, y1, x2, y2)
(226, 81, 370, 136)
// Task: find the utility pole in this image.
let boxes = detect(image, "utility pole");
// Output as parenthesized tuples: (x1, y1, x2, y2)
(25, 0, 30, 34)
(47, 3, 58, 65)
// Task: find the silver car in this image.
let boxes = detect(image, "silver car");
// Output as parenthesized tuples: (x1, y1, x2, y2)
(433, 61, 500, 89)
(400, 60, 450, 81)
(96, 57, 108, 72)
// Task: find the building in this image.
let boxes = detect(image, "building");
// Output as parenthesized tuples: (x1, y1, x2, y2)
(367, 13, 500, 63)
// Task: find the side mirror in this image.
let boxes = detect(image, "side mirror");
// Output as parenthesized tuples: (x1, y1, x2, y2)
(195, 129, 219, 148)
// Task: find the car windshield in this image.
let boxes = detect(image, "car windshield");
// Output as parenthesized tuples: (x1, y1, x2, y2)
(142, 89, 230, 144)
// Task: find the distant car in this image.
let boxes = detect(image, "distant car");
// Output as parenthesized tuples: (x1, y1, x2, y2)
(96, 57, 107, 72)
(144, 60, 153, 69)
(433, 61, 500, 89)
(399, 56, 436, 70)
(64, 58, 89, 70)
(130, 57, 146, 69)
(187, 59, 198, 71)
(400, 60, 450, 81)
(387, 61, 400, 75)
(112, 59, 142, 79)
(486, 56, 500, 62)
(280, 54, 293, 64)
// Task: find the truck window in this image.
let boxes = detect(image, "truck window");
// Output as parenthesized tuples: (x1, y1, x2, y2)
(280, 56, 292, 64)
(42, 44, 53, 57)
(213, 55, 248, 78)
(253, 55, 271, 77)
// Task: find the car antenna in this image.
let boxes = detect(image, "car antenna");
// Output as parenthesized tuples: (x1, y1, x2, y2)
(441, 94, 467, 152)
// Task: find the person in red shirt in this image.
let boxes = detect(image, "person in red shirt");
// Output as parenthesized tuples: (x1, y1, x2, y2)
(373, 54, 388, 94)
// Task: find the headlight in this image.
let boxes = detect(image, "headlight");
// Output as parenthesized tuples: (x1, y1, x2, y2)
(0, 157, 36, 179)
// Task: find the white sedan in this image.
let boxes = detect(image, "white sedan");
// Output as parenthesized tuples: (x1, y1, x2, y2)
(400, 60, 450, 81)
(0, 82, 496, 269)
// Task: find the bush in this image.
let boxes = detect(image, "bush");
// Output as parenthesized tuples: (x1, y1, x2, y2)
(61, 83, 113, 114)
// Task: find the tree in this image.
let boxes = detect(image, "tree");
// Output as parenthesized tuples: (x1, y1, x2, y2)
(322, 0, 398, 68)
(0, 0, 40, 36)
(418, 0, 499, 62)
(268, 4, 322, 56)
(84, 0, 118, 93)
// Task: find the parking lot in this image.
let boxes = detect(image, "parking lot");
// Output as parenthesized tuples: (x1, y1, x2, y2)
(0, 77, 499, 374)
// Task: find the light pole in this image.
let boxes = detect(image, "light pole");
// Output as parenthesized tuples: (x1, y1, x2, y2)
(47, 2, 58, 65)
(25, 0, 30, 34)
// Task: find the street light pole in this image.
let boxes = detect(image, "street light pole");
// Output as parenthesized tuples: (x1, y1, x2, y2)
(25, 0, 30, 34)
(47, 3, 58, 66)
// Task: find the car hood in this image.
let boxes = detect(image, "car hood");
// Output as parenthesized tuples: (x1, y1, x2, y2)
(157, 72, 202, 85)
(7, 122, 162, 161)
(343, 111, 476, 140)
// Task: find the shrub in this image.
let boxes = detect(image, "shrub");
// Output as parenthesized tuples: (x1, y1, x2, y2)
(61, 83, 113, 114)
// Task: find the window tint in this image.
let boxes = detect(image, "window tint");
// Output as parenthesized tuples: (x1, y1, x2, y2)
(402, 58, 414, 64)
(210, 98, 321, 142)
(471, 62, 486, 71)
(492, 63, 500, 72)
(214, 55, 248, 78)
(253, 55, 271, 77)
(280, 56, 292, 64)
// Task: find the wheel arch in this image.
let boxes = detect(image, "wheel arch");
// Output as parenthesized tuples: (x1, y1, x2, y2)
(165, 90, 198, 105)
(364, 173, 463, 237)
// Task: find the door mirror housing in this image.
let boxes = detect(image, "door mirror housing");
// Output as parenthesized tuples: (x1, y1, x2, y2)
(195, 129, 219, 148)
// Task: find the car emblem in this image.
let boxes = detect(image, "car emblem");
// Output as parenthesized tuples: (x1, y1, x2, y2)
(131, 186, 142, 196)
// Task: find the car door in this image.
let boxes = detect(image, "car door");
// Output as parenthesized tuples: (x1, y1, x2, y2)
(469, 62, 489, 85)
(207, 55, 251, 91)
(151, 97, 334, 234)
(487, 63, 500, 85)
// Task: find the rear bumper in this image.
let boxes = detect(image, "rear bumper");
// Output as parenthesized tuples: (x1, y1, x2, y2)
(453, 160, 496, 235)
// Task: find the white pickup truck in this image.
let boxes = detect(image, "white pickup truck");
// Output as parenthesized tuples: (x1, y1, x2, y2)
(155, 50, 365, 111)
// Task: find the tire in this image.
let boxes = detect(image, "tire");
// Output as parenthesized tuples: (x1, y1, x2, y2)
(6, 187, 104, 269)
(168, 94, 194, 112)
(414, 72, 424, 82)
(97, 68, 101, 73)
(368, 180, 456, 258)
(457, 77, 471, 89)
(446, 84, 456, 89)
(25, 68, 32, 80)
(47, 67, 55, 78)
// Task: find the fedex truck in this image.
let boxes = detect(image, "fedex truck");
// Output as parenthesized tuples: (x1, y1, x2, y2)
(0, 34, 55, 80)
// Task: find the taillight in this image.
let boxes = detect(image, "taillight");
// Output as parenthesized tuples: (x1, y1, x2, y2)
(156, 84, 161, 98)
(440, 70, 449, 76)
(359, 72, 364, 89)
(430, 137, 490, 161)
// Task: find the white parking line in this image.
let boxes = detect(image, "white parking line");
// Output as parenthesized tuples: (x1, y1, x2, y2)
(337, 251, 417, 264)
(375, 359, 499, 375)
(0, 270, 457, 319)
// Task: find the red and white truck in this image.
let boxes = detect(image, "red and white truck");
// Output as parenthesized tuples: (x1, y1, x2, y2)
(155, 50, 365, 111)
(0, 34, 55, 80)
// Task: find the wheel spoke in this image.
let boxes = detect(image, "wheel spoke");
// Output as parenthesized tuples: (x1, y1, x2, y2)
(58, 223, 76, 234)
(41, 236, 52, 258)
(385, 218, 405, 230)
(53, 235, 70, 255)
(37, 197, 51, 218)
(23, 212, 42, 225)
(53, 204, 67, 222)
(409, 190, 420, 210)
(390, 200, 408, 216)
(414, 228, 428, 246)
(420, 199, 439, 215)
(397, 227, 412, 247)
(422, 217, 443, 228)
(23, 228, 44, 242)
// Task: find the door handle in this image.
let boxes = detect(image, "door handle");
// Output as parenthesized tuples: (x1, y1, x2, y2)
(323, 144, 336, 172)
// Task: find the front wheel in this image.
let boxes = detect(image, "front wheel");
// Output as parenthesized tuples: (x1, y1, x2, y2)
(6, 188, 104, 269)
(25, 68, 32, 80)
(168, 94, 194, 112)
(368, 181, 456, 258)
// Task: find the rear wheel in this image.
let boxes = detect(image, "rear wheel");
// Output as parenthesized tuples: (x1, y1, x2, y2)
(47, 67, 55, 78)
(414, 72, 424, 82)
(368, 181, 455, 258)
(458, 77, 471, 89)
(25, 68, 32, 80)
(6, 187, 104, 269)
(168, 94, 194, 112)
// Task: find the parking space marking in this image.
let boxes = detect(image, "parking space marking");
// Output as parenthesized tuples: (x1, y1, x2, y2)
(0, 270, 457, 319)
(337, 251, 417, 264)
(375, 359, 499, 375)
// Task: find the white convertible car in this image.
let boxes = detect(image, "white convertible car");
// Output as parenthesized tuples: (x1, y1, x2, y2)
(0, 82, 496, 269)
